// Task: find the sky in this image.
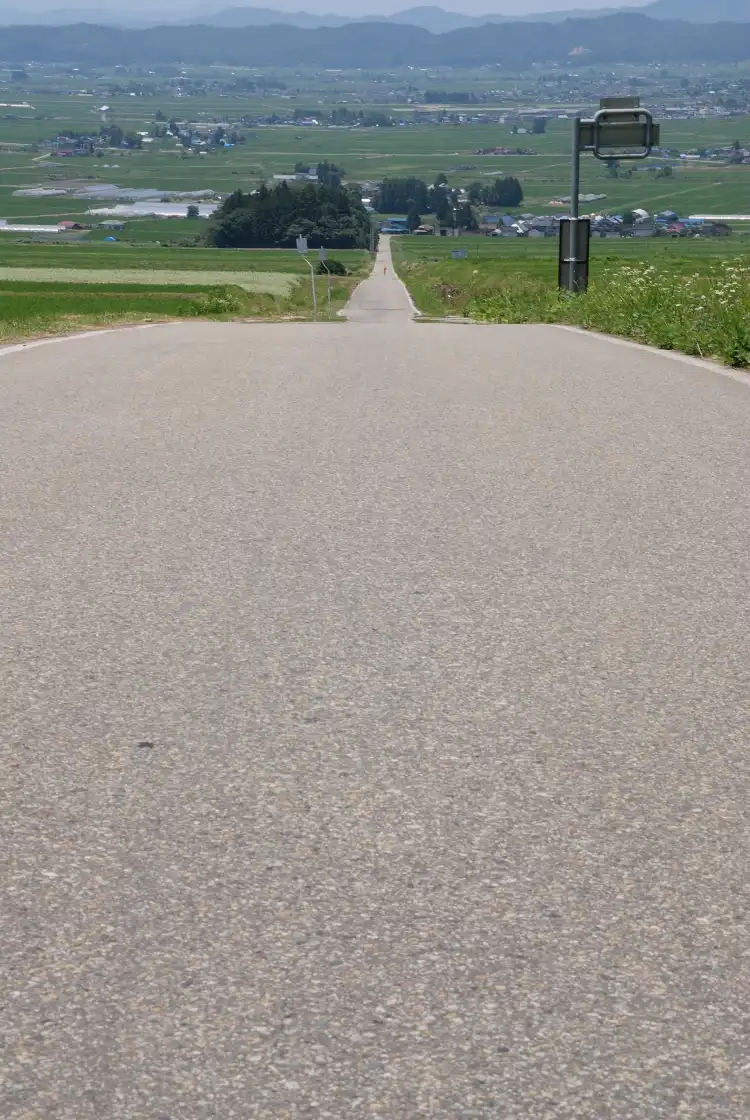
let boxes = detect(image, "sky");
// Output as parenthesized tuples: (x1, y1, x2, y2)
(207, 0, 646, 10)
(7, 0, 650, 14)
(286, 0, 647, 10)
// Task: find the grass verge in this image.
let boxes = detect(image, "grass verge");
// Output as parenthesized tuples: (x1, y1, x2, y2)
(393, 244, 750, 368)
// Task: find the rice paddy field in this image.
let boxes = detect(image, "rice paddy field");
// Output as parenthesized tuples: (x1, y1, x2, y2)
(0, 266, 300, 295)
(3, 116, 750, 225)
(0, 248, 372, 340)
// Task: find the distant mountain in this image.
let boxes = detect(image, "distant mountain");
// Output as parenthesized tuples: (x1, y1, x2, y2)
(191, 4, 637, 33)
(6, 1, 749, 32)
(198, 1, 750, 30)
(181, 7, 353, 28)
(2, 12, 750, 65)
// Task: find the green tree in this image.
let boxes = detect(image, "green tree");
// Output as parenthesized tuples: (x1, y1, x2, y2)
(317, 160, 345, 188)
(101, 123, 123, 147)
(207, 181, 371, 249)
(375, 177, 429, 214)
(406, 203, 421, 231)
(484, 176, 523, 208)
(186, 204, 200, 219)
(467, 181, 484, 204)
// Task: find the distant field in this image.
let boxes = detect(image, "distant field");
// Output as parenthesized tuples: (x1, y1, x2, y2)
(2, 93, 750, 229)
(0, 241, 370, 273)
(0, 266, 299, 295)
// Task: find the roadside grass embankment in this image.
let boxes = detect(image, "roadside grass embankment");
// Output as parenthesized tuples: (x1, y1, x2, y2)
(392, 238, 750, 368)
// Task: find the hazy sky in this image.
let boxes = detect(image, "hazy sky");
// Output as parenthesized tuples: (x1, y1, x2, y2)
(210, 0, 648, 11)
(6, 0, 651, 16)
(11, 0, 650, 14)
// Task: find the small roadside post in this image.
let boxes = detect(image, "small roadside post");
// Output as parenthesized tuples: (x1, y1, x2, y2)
(560, 97, 660, 294)
(296, 235, 317, 318)
(318, 245, 332, 314)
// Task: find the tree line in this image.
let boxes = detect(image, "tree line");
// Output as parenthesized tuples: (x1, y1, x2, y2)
(375, 174, 524, 226)
(206, 182, 373, 249)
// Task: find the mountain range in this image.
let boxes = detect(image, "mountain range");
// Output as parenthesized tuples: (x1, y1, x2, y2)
(0, 0, 747, 30)
(2, 12, 750, 65)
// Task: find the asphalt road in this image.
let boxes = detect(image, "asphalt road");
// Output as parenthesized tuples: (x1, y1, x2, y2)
(2, 244, 749, 1119)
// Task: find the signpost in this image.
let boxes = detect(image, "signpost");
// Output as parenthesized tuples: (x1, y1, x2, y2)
(560, 98, 661, 293)
(296, 235, 317, 318)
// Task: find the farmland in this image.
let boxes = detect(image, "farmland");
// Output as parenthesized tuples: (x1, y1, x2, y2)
(0, 266, 299, 294)
(2, 59, 750, 342)
(0, 246, 371, 340)
(3, 114, 750, 223)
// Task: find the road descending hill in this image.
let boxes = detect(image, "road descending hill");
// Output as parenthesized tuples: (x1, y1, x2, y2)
(1, 240, 749, 1119)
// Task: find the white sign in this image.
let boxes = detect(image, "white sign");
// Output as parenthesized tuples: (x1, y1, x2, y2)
(296, 236, 308, 254)
(318, 246, 328, 261)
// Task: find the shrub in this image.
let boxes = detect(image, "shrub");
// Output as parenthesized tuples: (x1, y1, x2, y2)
(316, 258, 347, 275)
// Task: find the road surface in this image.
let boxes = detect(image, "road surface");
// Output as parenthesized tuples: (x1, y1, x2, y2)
(2, 241, 749, 1119)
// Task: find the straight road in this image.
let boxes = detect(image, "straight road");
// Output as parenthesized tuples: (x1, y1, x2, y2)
(1, 244, 749, 1119)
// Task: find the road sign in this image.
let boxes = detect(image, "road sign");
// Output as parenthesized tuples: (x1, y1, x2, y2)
(318, 246, 328, 261)
(296, 236, 308, 254)
(579, 109, 659, 160)
(562, 98, 661, 294)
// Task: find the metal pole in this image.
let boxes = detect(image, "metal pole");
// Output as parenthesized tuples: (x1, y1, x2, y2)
(305, 257, 317, 318)
(565, 116, 583, 293)
(571, 116, 581, 222)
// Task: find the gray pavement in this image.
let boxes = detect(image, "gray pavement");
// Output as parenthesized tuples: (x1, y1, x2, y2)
(344, 235, 416, 322)
(1, 243, 750, 1119)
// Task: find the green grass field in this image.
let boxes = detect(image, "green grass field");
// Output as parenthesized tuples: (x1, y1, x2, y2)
(0, 266, 300, 295)
(0, 247, 371, 340)
(391, 233, 750, 314)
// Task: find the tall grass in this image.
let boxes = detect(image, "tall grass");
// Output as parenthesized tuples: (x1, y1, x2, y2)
(468, 260, 750, 367)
